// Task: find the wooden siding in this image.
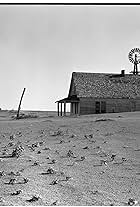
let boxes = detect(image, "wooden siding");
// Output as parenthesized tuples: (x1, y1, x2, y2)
(79, 97, 140, 115)
(80, 98, 95, 115)
(136, 99, 140, 111)
(106, 99, 133, 113)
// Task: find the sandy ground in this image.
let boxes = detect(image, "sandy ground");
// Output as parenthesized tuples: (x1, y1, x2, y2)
(0, 110, 140, 206)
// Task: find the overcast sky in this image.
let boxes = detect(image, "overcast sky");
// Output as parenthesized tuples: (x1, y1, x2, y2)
(0, 5, 140, 111)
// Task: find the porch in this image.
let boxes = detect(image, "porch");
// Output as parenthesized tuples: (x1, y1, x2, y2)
(56, 96, 80, 116)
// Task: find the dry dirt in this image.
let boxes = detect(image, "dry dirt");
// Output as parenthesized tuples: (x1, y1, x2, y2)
(0, 110, 140, 206)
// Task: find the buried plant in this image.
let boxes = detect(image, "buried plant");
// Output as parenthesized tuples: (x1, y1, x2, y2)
(50, 129, 64, 136)
(32, 161, 40, 166)
(5, 178, 16, 185)
(0, 171, 5, 177)
(5, 177, 29, 185)
(0, 143, 25, 159)
(10, 190, 22, 196)
(75, 156, 85, 162)
(110, 154, 116, 161)
(42, 147, 50, 151)
(7, 142, 14, 147)
(7, 171, 21, 176)
(61, 150, 77, 158)
(49, 179, 59, 185)
(59, 176, 71, 182)
(48, 159, 56, 164)
(40, 167, 55, 175)
(127, 198, 138, 206)
(37, 150, 41, 154)
(26, 195, 40, 202)
(67, 150, 77, 158)
(32, 141, 44, 148)
(14, 112, 38, 120)
(19, 178, 29, 184)
(10, 135, 16, 140)
(95, 118, 114, 122)
(51, 200, 58, 206)
(11, 144, 24, 158)
(83, 146, 89, 149)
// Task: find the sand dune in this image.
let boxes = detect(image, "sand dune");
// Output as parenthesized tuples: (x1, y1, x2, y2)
(0, 110, 139, 206)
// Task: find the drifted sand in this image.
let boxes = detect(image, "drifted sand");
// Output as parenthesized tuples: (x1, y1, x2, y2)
(0, 110, 140, 206)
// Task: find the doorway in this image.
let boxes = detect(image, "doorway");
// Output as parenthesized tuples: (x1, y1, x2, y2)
(95, 101, 106, 113)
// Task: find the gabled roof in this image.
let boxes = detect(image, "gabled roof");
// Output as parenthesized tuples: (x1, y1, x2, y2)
(68, 72, 140, 99)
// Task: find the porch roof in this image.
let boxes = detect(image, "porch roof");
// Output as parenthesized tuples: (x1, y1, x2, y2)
(56, 96, 80, 103)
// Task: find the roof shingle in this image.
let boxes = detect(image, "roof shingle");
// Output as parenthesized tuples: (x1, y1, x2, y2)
(70, 72, 140, 99)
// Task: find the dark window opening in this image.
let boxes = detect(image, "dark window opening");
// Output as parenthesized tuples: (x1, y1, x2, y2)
(95, 101, 100, 114)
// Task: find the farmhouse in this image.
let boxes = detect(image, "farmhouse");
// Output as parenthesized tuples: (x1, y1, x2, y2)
(56, 70, 140, 115)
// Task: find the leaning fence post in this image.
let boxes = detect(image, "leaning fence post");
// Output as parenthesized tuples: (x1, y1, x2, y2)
(16, 88, 26, 119)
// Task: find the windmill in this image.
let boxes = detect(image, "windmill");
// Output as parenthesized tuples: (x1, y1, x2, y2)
(128, 48, 140, 75)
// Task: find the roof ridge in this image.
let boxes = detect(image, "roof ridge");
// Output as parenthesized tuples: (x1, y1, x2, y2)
(72, 71, 130, 75)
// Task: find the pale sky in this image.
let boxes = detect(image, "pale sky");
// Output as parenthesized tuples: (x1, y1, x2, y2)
(0, 5, 140, 111)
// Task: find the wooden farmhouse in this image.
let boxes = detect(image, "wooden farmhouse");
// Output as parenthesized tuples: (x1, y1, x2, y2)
(56, 70, 140, 116)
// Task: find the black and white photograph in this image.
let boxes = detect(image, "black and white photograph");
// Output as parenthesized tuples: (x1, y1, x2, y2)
(0, 4, 140, 206)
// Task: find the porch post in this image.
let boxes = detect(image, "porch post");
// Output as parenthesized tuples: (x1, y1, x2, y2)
(70, 103, 72, 115)
(73, 102, 75, 114)
(78, 102, 80, 115)
(57, 102, 59, 116)
(75, 103, 77, 114)
(60, 102, 63, 116)
(64, 101, 66, 116)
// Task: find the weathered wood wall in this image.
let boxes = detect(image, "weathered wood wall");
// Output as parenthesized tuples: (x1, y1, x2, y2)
(79, 97, 140, 115)
(79, 98, 95, 115)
